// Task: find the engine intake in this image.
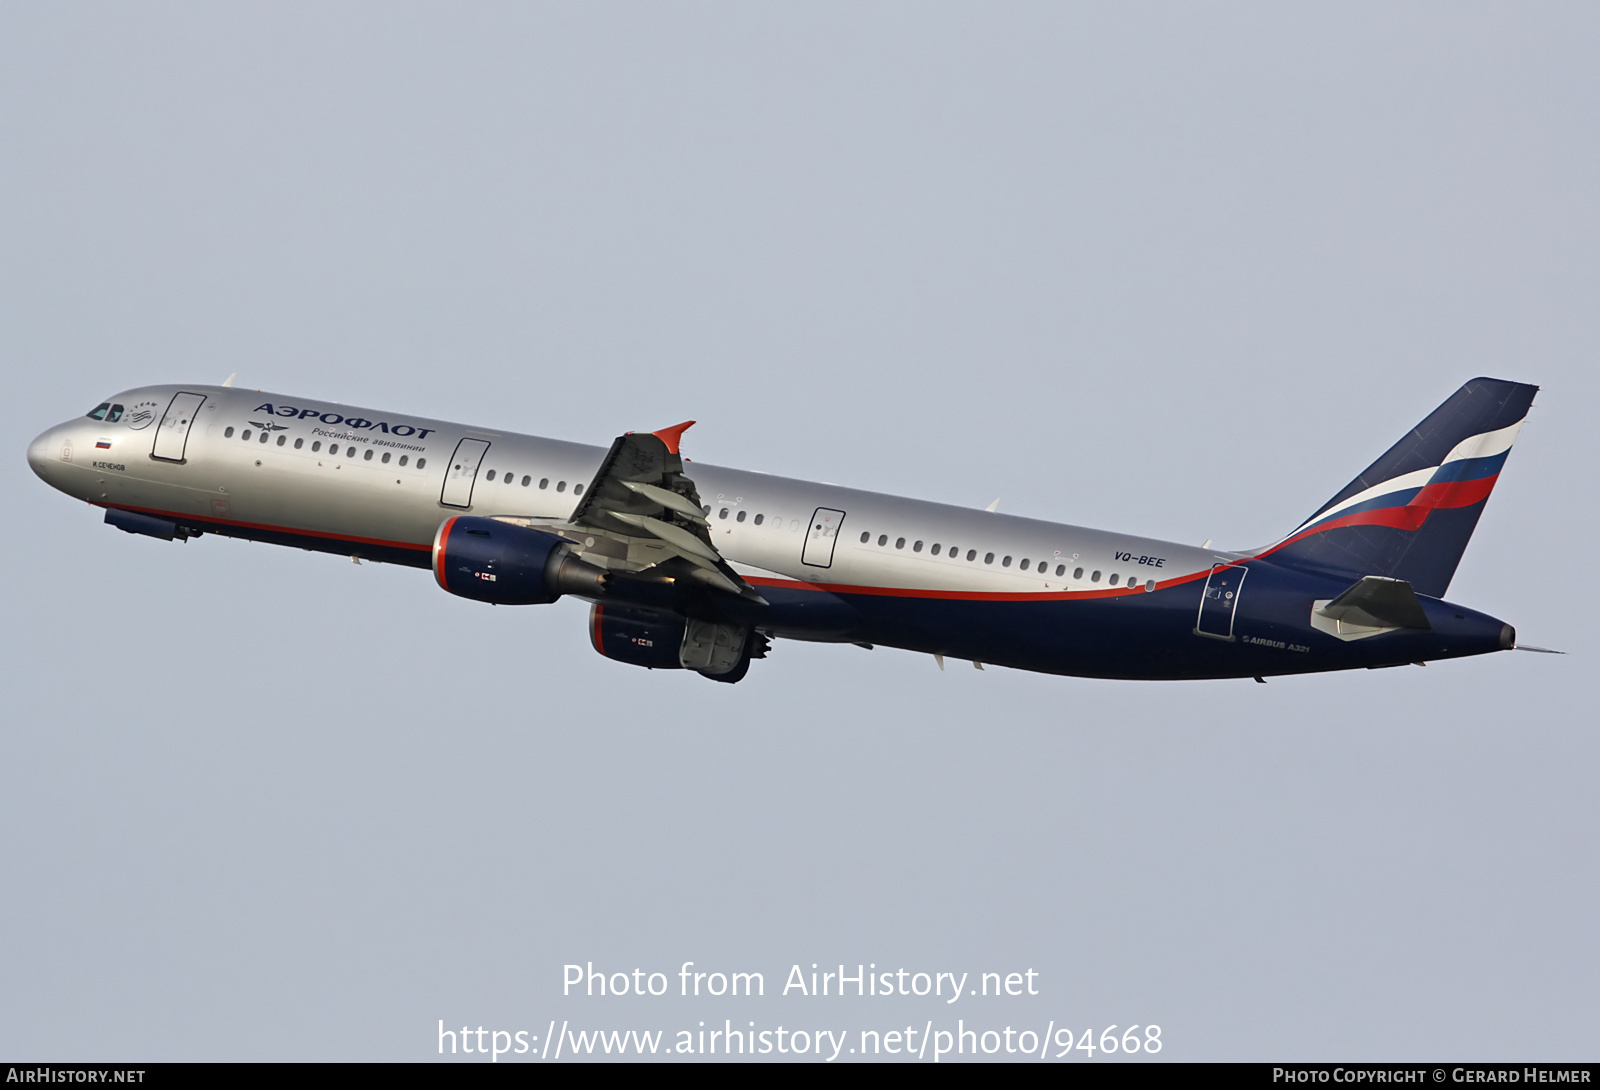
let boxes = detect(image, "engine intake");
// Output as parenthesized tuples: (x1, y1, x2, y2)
(432, 516, 607, 605)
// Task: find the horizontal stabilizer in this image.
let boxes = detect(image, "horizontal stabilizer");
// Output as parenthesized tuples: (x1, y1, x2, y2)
(1317, 576, 1431, 630)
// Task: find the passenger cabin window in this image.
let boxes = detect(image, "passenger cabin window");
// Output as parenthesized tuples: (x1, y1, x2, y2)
(486, 469, 496, 481)
(931, 544, 941, 555)
(895, 537, 905, 549)
(242, 430, 252, 441)
(913, 541, 923, 552)
(719, 508, 729, 519)
(521, 475, 530, 486)
(878, 535, 888, 546)
(967, 550, 977, 561)
(984, 552, 995, 565)
(754, 514, 764, 526)
(1001, 555, 1011, 567)
(1057, 565, 1066, 577)
(381, 452, 390, 463)
(1073, 567, 1083, 579)
(312, 441, 321, 452)
(363, 449, 372, 460)
(1109, 573, 1120, 585)
(417, 458, 426, 469)
(294, 438, 303, 449)
(224, 427, 235, 438)
(1091, 570, 1101, 582)
(1020, 559, 1030, 570)
(574, 484, 583, 495)
(557, 481, 567, 492)
(736, 510, 747, 523)
(277, 435, 286, 446)
(398, 454, 407, 465)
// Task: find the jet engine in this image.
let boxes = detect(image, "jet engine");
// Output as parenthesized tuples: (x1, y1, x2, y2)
(589, 603, 769, 683)
(432, 516, 608, 605)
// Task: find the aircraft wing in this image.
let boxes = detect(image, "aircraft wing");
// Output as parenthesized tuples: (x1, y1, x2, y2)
(492, 422, 766, 604)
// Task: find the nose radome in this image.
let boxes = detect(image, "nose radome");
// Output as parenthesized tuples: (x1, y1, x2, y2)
(27, 422, 81, 483)
(27, 426, 60, 480)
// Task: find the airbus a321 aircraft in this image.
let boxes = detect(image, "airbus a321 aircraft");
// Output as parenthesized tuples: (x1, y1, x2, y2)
(28, 377, 1540, 684)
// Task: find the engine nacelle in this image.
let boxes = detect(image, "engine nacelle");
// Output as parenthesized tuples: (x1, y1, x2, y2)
(589, 603, 767, 682)
(432, 516, 607, 605)
(588, 604, 688, 670)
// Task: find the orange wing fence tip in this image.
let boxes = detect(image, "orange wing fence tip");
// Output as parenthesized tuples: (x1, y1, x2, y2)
(652, 420, 696, 454)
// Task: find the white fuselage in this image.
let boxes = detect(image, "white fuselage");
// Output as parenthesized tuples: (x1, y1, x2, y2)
(30, 384, 1220, 599)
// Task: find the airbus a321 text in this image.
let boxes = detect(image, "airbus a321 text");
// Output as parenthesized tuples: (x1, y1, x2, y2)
(29, 378, 1551, 684)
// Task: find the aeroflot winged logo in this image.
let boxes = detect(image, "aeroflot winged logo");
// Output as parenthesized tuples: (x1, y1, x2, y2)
(253, 403, 438, 439)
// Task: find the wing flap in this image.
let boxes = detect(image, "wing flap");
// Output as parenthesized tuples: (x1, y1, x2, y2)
(498, 424, 766, 605)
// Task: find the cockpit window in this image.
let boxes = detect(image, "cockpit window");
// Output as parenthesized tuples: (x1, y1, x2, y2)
(86, 403, 110, 421)
(106, 404, 124, 422)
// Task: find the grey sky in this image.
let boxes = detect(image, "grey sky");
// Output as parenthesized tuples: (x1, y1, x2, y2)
(2, 3, 1595, 1061)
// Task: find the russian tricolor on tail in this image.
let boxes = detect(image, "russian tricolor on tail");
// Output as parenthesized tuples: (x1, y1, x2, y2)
(1282, 417, 1524, 542)
(1265, 377, 1537, 598)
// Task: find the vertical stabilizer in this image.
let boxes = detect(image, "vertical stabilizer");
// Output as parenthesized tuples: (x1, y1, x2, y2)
(1265, 377, 1538, 597)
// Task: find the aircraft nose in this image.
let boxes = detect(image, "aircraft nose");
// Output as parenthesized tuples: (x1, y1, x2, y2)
(27, 423, 70, 482)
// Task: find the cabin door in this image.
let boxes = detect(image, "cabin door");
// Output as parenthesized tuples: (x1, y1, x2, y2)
(1194, 564, 1247, 640)
(801, 507, 846, 568)
(150, 392, 208, 463)
(440, 438, 491, 508)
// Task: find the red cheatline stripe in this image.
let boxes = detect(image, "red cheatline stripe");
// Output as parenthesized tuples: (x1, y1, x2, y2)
(741, 568, 1212, 602)
(104, 502, 1238, 603)
(1262, 505, 1429, 557)
(98, 502, 432, 553)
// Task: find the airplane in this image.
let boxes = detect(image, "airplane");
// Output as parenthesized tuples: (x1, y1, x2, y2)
(27, 377, 1546, 684)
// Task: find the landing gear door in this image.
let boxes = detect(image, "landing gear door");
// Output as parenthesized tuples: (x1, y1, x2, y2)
(1194, 564, 1247, 640)
(440, 438, 491, 508)
(802, 507, 846, 569)
(150, 392, 207, 463)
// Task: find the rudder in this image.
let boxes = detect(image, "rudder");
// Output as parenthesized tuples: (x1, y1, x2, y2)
(1264, 377, 1538, 597)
